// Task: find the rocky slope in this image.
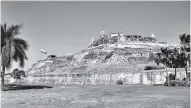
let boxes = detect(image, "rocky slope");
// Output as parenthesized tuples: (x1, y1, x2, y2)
(27, 41, 172, 75)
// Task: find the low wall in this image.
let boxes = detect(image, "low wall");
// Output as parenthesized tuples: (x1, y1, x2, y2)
(23, 70, 189, 85)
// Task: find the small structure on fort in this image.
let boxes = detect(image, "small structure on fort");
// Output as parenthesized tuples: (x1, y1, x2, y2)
(150, 32, 155, 38)
(119, 31, 126, 42)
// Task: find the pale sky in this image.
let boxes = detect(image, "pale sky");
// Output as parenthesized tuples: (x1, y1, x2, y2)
(1, 1, 190, 71)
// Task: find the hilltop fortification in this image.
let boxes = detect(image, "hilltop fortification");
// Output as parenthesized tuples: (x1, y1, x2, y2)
(27, 31, 173, 75)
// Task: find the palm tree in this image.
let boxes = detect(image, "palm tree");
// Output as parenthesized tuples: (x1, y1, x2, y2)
(179, 33, 190, 79)
(154, 47, 170, 85)
(1, 23, 29, 91)
(169, 48, 180, 79)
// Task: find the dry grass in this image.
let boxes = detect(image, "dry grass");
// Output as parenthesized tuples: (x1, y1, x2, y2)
(1, 84, 190, 108)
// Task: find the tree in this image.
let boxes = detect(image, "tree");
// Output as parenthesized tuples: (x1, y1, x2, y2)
(168, 48, 188, 79)
(179, 33, 190, 79)
(154, 47, 171, 85)
(12, 68, 26, 80)
(155, 47, 186, 81)
(170, 48, 184, 79)
(1, 23, 29, 91)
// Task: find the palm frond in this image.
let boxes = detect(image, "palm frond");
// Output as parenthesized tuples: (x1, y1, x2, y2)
(13, 44, 28, 68)
(13, 37, 29, 50)
(185, 34, 190, 43)
(6, 24, 23, 38)
(179, 33, 186, 44)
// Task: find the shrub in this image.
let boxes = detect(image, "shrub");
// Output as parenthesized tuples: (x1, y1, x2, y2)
(164, 73, 190, 87)
(83, 51, 97, 59)
(66, 55, 74, 61)
(169, 80, 189, 87)
(12, 69, 26, 79)
(144, 65, 165, 70)
(144, 66, 152, 70)
(105, 52, 114, 60)
(116, 79, 123, 85)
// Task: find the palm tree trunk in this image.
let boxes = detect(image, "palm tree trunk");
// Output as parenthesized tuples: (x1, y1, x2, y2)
(175, 68, 177, 80)
(185, 66, 188, 81)
(165, 64, 169, 86)
(1, 65, 5, 91)
(185, 58, 188, 81)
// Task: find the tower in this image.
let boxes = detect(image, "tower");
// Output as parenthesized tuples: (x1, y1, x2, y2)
(101, 31, 105, 35)
(100, 31, 105, 38)
(150, 32, 157, 42)
(119, 31, 123, 36)
(150, 32, 155, 38)
(119, 31, 125, 42)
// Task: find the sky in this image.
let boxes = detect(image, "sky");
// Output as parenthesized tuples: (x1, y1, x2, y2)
(1, 1, 190, 71)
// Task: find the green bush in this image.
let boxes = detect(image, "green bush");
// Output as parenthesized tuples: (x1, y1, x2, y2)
(164, 73, 190, 87)
(169, 80, 189, 87)
(83, 51, 97, 59)
(116, 79, 123, 85)
(105, 52, 114, 60)
(144, 65, 165, 70)
(66, 55, 74, 61)
(12, 69, 26, 79)
(144, 66, 152, 70)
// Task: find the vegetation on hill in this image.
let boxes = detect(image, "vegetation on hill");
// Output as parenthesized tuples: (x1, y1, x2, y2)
(27, 43, 171, 75)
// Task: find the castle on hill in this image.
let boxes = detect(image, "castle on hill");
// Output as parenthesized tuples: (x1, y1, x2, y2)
(88, 31, 167, 48)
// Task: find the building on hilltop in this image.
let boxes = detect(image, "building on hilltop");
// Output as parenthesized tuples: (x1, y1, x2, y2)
(88, 31, 159, 48)
(46, 55, 57, 60)
(124, 35, 142, 42)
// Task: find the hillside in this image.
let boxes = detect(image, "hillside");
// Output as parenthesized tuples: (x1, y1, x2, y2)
(27, 32, 174, 75)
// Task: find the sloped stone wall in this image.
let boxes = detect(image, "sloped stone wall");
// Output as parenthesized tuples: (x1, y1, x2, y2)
(23, 70, 189, 85)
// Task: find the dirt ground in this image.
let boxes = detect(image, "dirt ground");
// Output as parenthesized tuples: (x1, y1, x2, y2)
(1, 84, 190, 108)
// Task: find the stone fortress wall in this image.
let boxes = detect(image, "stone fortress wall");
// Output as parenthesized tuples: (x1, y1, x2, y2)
(23, 69, 189, 85)
(88, 31, 168, 48)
